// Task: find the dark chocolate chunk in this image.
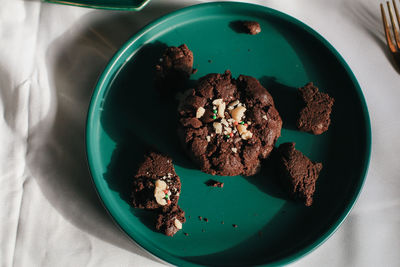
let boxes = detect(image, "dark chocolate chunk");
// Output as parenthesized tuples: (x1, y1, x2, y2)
(178, 70, 282, 176)
(297, 82, 334, 135)
(276, 142, 323, 206)
(131, 152, 181, 209)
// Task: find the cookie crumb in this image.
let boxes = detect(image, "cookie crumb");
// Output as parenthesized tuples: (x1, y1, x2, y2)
(242, 21, 261, 35)
(208, 59, 212, 63)
(205, 179, 224, 188)
(221, 221, 224, 224)
(204, 218, 209, 222)
(184, 232, 189, 236)
(192, 68, 198, 74)
(232, 224, 238, 228)
(198, 216, 202, 221)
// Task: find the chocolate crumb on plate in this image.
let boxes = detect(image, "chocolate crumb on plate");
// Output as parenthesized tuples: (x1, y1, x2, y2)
(204, 218, 209, 222)
(205, 179, 224, 188)
(297, 82, 334, 135)
(241, 21, 261, 35)
(276, 142, 323, 206)
(198, 216, 203, 221)
(232, 224, 238, 228)
(230, 20, 261, 35)
(184, 232, 189, 236)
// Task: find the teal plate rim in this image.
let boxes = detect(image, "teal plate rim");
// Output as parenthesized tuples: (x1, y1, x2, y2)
(85, 2, 372, 266)
(44, 0, 151, 11)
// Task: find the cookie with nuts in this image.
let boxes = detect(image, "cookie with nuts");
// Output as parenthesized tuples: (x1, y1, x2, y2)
(155, 205, 186, 237)
(178, 70, 282, 176)
(131, 152, 181, 209)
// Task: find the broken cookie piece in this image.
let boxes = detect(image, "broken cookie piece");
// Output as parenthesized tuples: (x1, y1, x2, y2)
(276, 142, 323, 206)
(155, 44, 194, 93)
(297, 82, 334, 135)
(156, 205, 186, 237)
(131, 152, 181, 209)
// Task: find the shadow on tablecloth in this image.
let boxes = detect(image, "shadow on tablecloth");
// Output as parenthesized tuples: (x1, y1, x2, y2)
(341, 0, 400, 74)
(27, 0, 195, 263)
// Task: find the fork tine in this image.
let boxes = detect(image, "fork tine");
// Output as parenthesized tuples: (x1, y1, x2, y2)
(381, 3, 397, 52)
(387, 1, 400, 49)
(392, 0, 400, 47)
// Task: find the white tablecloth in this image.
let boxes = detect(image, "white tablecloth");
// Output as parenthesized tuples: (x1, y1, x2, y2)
(1, 0, 399, 266)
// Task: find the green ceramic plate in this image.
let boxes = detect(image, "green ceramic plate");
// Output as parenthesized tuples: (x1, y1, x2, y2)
(44, 0, 150, 11)
(86, 2, 371, 266)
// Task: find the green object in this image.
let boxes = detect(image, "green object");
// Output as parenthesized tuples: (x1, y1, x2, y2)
(212, 115, 217, 120)
(86, 2, 371, 266)
(44, 0, 150, 11)
(213, 110, 218, 114)
(240, 121, 245, 125)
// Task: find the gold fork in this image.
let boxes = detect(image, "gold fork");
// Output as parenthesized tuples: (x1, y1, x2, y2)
(381, 0, 400, 68)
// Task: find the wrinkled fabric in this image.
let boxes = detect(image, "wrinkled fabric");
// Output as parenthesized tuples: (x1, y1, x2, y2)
(0, 0, 399, 266)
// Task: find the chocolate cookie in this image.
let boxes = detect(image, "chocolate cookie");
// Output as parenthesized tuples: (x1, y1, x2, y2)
(155, 44, 194, 93)
(155, 205, 186, 237)
(131, 152, 181, 209)
(178, 70, 282, 176)
(241, 21, 261, 35)
(276, 142, 323, 206)
(297, 82, 334, 135)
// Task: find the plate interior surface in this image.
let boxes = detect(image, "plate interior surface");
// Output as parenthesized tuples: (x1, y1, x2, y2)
(86, 3, 371, 266)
